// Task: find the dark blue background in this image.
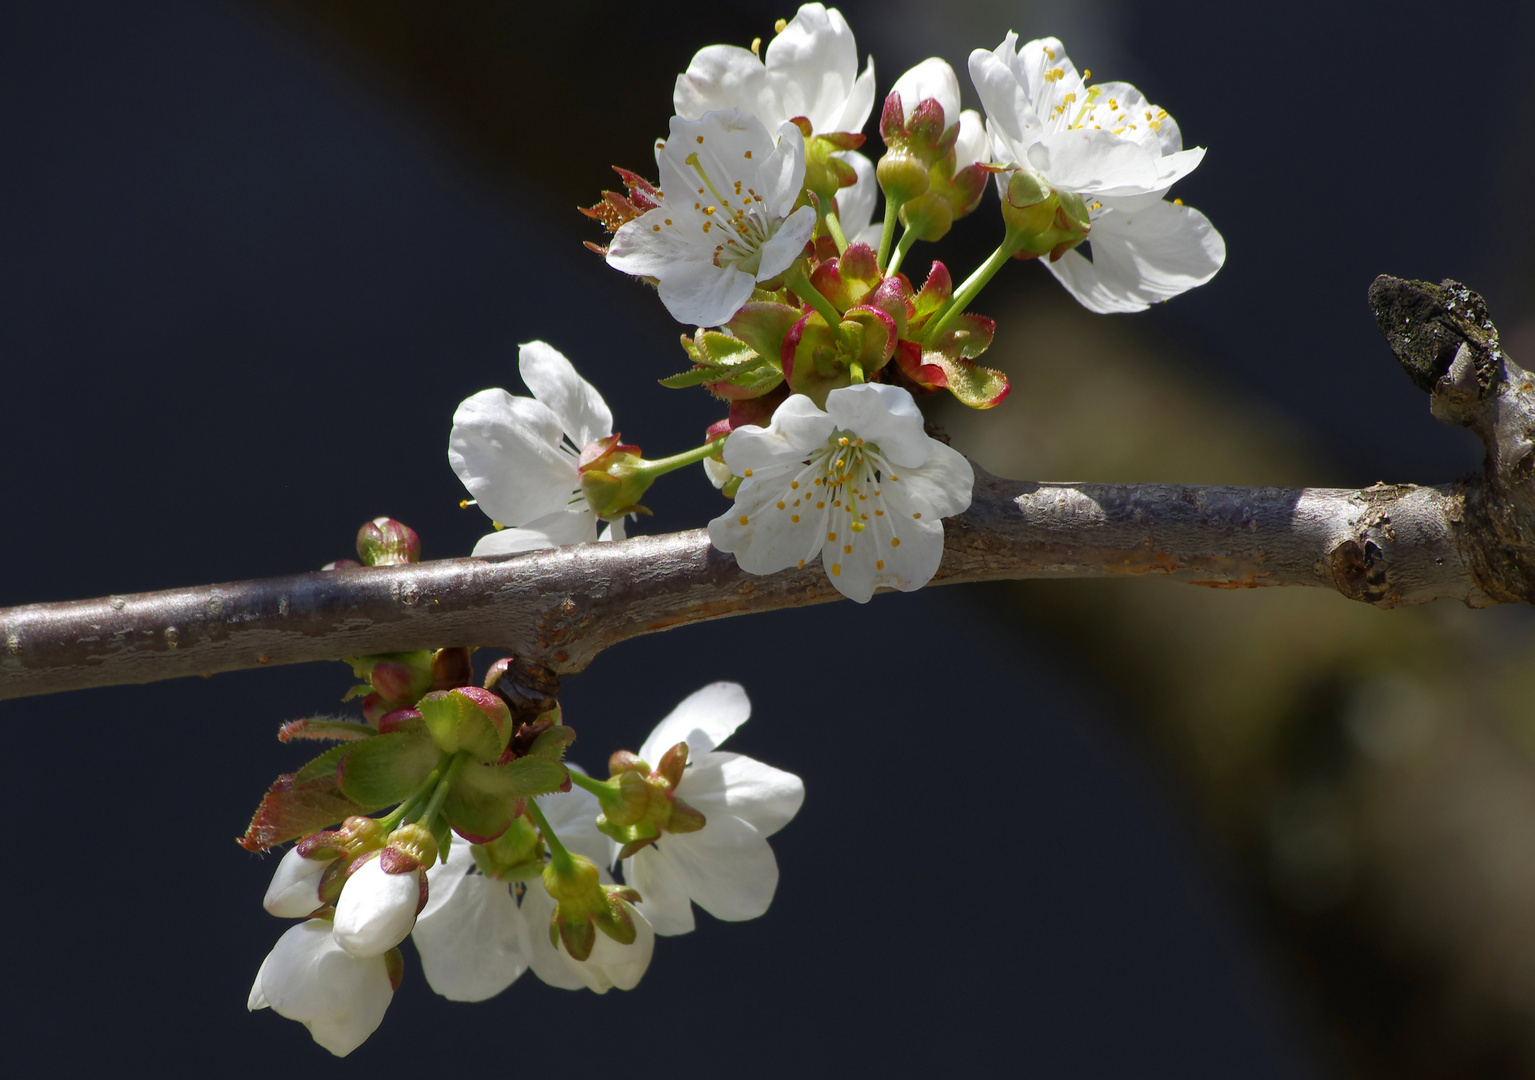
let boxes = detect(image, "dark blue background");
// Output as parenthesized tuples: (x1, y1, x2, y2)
(3, 1, 1528, 1074)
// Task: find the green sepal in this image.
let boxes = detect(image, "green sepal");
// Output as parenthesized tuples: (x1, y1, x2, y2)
(341, 684, 372, 703)
(694, 330, 757, 366)
(337, 732, 442, 806)
(727, 302, 801, 359)
(293, 744, 352, 788)
(417, 688, 512, 763)
(428, 816, 453, 866)
(238, 771, 375, 852)
(527, 724, 577, 761)
(443, 758, 570, 843)
(660, 366, 730, 389)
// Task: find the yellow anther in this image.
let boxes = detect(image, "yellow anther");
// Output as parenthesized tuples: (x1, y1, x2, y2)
(738, 515, 749, 526)
(774, 18, 787, 32)
(831, 563, 841, 576)
(652, 224, 661, 232)
(838, 436, 849, 447)
(744, 150, 753, 159)
(851, 521, 865, 533)
(751, 37, 762, 55)
(776, 501, 786, 510)
(664, 218, 672, 225)
(1173, 198, 1183, 205)
(1043, 45, 1056, 59)
(458, 498, 476, 509)
(891, 537, 901, 547)
(913, 512, 922, 519)
(843, 544, 852, 554)
(835, 458, 845, 469)
(797, 558, 804, 568)
(816, 501, 825, 509)
(876, 559, 884, 570)
(1083, 69, 1091, 79)
(790, 480, 799, 489)
(743, 468, 753, 477)
(874, 508, 884, 517)
(791, 514, 800, 523)
(827, 532, 836, 542)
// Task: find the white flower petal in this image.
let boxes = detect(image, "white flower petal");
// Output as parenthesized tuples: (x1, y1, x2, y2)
(762, 3, 861, 134)
(263, 847, 333, 918)
(252, 920, 393, 1057)
(834, 55, 877, 134)
(680, 751, 805, 838)
(449, 390, 575, 526)
(892, 57, 962, 125)
(969, 45, 1043, 155)
(954, 109, 989, 170)
(471, 509, 599, 557)
(645, 814, 780, 923)
(708, 458, 827, 575)
(599, 515, 627, 542)
(823, 383, 931, 467)
(723, 395, 836, 472)
(834, 150, 878, 239)
(756, 204, 817, 280)
(332, 857, 420, 958)
(577, 902, 655, 992)
(1048, 199, 1226, 313)
(760, 121, 810, 221)
(1025, 129, 1161, 197)
(520, 883, 588, 991)
(626, 845, 698, 936)
(518, 340, 613, 450)
(638, 681, 751, 763)
(418, 837, 477, 921)
(673, 45, 772, 124)
(412, 873, 528, 1002)
(895, 438, 975, 521)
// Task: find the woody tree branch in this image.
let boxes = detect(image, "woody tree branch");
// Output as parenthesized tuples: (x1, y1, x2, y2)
(3, 277, 1531, 703)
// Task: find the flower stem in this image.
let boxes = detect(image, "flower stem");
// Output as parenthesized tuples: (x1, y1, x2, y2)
(876, 205, 901, 271)
(641, 437, 727, 478)
(822, 208, 849, 256)
(922, 234, 1017, 345)
(886, 223, 920, 279)
(786, 262, 843, 328)
(417, 751, 468, 828)
(377, 766, 443, 831)
(525, 797, 574, 874)
(565, 769, 616, 801)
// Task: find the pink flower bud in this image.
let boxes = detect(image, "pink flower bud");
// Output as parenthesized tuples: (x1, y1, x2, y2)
(332, 853, 425, 958)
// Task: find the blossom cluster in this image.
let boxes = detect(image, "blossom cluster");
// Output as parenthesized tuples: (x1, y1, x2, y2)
(245, 543, 803, 1054)
(242, 4, 1228, 1057)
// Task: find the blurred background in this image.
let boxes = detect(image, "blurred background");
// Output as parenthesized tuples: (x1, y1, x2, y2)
(3, 0, 1534, 1075)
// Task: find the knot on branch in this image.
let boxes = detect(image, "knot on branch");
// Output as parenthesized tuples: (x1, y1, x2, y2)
(1371, 276, 1535, 605)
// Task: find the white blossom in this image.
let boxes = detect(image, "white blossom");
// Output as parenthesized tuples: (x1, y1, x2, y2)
(411, 839, 530, 1002)
(248, 920, 394, 1057)
(673, 3, 875, 139)
(331, 853, 422, 958)
(832, 151, 884, 249)
(410, 775, 653, 997)
(262, 846, 333, 918)
(607, 111, 817, 328)
(521, 881, 656, 994)
(449, 341, 626, 555)
(620, 682, 805, 936)
(968, 34, 1224, 312)
(708, 383, 973, 603)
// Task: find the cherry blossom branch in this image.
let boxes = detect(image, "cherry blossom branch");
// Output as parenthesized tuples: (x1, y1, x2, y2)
(2, 277, 1531, 702)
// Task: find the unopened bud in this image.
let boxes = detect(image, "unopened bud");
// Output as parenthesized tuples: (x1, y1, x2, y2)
(381, 823, 438, 872)
(877, 149, 929, 207)
(355, 517, 420, 566)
